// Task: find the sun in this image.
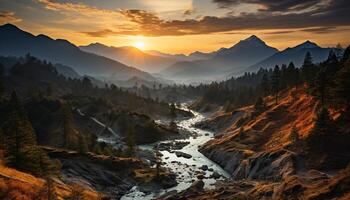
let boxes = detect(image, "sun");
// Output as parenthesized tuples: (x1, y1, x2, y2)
(134, 41, 145, 50)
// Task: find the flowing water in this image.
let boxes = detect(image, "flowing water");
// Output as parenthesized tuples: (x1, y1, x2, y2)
(121, 107, 230, 200)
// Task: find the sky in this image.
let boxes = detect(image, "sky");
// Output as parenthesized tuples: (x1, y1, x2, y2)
(0, 0, 350, 54)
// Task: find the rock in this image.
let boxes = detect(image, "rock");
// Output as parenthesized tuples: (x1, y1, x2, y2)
(191, 180, 204, 190)
(200, 165, 208, 171)
(174, 151, 192, 159)
(210, 172, 221, 179)
(197, 174, 205, 179)
(208, 168, 214, 172)
(158, 190, 178, 199)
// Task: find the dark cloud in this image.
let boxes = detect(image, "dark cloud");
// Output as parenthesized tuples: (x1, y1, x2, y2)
(213, 0, 323, 12)
(265, 30, 296, 35)
(301, 27, 337, 34)
(82, 0, 350, 37)
(82, 29, 116, 37)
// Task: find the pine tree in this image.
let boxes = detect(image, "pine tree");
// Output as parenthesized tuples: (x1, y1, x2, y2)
(61, 104, 75, 148)
(301, 52, 315, 83)
(254, 96, 265, 113)
(287, 62, 300, 87)
(271, 65, 281, 104)
(308, 107, 334, 151)
(3, 109, 37, 168)
(260, 73, 270, 96)
(313, 70, 328, 107)
(124, 124, 135, 156)
(332, 59, 350, 120)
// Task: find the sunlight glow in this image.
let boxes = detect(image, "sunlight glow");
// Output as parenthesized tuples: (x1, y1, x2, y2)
(134, 41, 145, 50)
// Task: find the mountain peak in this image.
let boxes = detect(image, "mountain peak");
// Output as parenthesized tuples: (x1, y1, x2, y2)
(293, 40, 320, 50)
(0, 23, 19, 30)
(244, 35, 263, 43)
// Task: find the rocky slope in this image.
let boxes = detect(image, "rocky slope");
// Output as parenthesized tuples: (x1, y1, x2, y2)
(43, 147, 177, 199)
(164, 86, 350, 199)
(0, 164, 100, 200)
(161, 165, 350, 200)
(199, 87, 327, 178)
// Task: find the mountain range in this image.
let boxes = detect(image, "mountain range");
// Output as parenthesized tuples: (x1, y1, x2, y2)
(246, 41, 335, 73)
(0, 23, 154, 82)
(79, 43, 178, 73)
(0, 23, 338, 85)
(160, 35, 279, 81)
(80, 43, 215, 73)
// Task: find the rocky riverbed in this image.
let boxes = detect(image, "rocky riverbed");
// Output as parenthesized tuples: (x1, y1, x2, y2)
(121, 107, 230, 199)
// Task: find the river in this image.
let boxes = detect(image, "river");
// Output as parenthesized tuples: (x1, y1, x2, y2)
(121, 107, 230, 200)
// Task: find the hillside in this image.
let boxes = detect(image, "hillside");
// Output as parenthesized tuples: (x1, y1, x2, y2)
(0, 165, 100, 200)
(0, 24, 154, 81)
(197, 85, 348, 180)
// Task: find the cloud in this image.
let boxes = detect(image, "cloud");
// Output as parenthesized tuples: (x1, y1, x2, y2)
(37, 0, 350, 37)
(37, 0, 117, 16)
(81, 29, 116, 37)
(301, 26, 337, 34)
(212, 0, 324, 12)
(0, 11, 21, 24)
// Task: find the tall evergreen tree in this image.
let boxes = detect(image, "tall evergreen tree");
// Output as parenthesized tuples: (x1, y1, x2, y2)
(271, 65, 281, 104)
(260, 74, 270, 96)
(61, 104, 75, 148)
(332, 59, 350, 120)
(313, 70, 328, 107)
(301, 52, 315, 83)
(308, 107, 334, 151)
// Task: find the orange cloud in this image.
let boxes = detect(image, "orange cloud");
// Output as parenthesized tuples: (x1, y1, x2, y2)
(0, 11, 21, 24)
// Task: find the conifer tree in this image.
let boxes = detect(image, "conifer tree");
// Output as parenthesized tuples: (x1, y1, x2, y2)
(313, 70, 328, 107)
(301, 52, 315, 83)
(271, 65, 281, 104)
(260, 73, 270, 96)
(3, 108, 37, 168)
(125, 124, 135, 156)
(308, 107, 334, 151)
(332, 58, 350, 119)
(254, 96, 265, 113)
(61, 104, 75, 148)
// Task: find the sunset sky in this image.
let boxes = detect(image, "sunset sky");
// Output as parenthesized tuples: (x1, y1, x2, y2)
(0, 0, 349, 54)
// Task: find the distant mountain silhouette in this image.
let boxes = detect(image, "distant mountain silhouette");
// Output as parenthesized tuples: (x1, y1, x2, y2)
(246, 40, 334, 73)
(161, 35, 278, 81)
(80, 43, 180, 73)
(145, 50, 214, 61)
(0, 24, 154, 81)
